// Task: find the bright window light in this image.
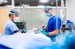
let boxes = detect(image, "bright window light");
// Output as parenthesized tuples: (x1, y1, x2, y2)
(0, 0, 8, 4)
(39, 0, 49, 3)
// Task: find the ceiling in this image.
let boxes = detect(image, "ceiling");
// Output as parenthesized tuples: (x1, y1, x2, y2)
(0, 0, 66, 6)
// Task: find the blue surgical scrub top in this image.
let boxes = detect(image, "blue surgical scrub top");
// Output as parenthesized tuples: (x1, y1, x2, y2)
(4, 20, 19, 35)
(47, 15, 61, 41)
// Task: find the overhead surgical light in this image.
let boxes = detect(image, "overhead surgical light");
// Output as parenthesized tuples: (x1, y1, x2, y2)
(39, 0, 49, 3)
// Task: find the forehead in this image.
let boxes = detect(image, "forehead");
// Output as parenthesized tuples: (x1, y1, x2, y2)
(10, 14, 16, 16)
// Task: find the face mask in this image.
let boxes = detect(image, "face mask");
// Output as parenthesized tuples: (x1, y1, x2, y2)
(46, 13, 51, 17)
(13, 17, 19, 22)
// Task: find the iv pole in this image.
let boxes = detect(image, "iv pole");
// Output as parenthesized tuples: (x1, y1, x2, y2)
(56, 0, 58, 32)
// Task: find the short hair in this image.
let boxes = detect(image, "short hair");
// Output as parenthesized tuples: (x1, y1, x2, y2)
(9, 14, 11, 17)
(9, 14, 14, 17)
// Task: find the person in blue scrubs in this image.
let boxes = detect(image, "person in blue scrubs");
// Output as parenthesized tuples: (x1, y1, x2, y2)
(66, 20, 74, 32)
(43, 6, 61, 42)
(4, 9, 19, 35)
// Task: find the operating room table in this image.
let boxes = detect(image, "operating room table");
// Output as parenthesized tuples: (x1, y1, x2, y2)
(0, 32, 61, 49)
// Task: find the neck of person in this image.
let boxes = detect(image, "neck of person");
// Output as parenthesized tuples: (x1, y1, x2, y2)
(51, 13, 55, 17)
(9, 18, 14, 22)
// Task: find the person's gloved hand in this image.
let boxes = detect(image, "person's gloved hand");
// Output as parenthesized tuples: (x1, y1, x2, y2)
(21, 29, 26, 33)
(42, 30, 49, 36)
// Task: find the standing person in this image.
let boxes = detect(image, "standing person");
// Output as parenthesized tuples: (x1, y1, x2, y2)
(4, 9, 19, 35)
(42, 6, 62, 42)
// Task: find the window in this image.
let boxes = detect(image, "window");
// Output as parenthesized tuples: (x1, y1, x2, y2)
(14, 0, 66, 7)
(0, 0, 12, 6)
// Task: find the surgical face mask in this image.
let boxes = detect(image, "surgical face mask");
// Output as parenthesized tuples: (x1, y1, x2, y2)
(46, 13, 51, 17)
(13, 17, 19, 22)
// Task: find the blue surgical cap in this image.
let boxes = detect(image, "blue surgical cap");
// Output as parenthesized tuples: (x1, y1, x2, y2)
(9, 9, 19, 17)
(9, 9, 16, 15)
(44, 6, 52, 11)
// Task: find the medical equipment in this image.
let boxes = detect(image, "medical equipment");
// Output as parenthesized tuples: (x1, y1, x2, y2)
(14, 21, 26, 33)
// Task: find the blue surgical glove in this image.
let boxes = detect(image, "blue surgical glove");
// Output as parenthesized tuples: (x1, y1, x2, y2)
(21, 29, 26, 33)
(42, 30, 49, 36)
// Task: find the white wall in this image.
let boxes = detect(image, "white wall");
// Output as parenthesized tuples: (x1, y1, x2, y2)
(67, 0, 75, 23)
(20, 8, 49, 29)
(17, 8, 63, 29)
